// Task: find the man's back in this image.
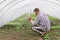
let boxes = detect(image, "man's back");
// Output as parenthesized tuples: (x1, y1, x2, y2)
(34, 13, 50, 31)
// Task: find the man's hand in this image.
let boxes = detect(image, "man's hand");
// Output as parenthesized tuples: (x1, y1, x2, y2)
(28, 17, 32, 21)
(28, 17, 34, 25)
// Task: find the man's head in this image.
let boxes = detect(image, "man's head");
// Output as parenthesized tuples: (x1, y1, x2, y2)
(33, 8, 40, 15)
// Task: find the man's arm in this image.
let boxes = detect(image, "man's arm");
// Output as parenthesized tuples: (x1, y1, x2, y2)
(30, 20, 34, 25)
(28, 17, 35, 25)
(29, 17, 39, 26)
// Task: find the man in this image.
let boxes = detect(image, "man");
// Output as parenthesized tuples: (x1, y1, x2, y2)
(28, 8, 50, 36)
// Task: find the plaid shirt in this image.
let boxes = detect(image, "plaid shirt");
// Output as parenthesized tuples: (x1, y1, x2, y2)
(34, 13, 50, 31)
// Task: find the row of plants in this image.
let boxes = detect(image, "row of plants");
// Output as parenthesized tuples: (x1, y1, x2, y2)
(1, 14, 60, 40)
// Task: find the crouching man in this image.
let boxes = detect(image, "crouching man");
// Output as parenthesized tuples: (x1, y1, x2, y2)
(28, 8, 50, 36)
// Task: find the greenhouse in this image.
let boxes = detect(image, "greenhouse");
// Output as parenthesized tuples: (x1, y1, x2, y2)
(0, 0, 60, 40)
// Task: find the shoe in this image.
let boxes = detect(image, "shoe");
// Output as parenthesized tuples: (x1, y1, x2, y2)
(41, 32, 46, 37)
